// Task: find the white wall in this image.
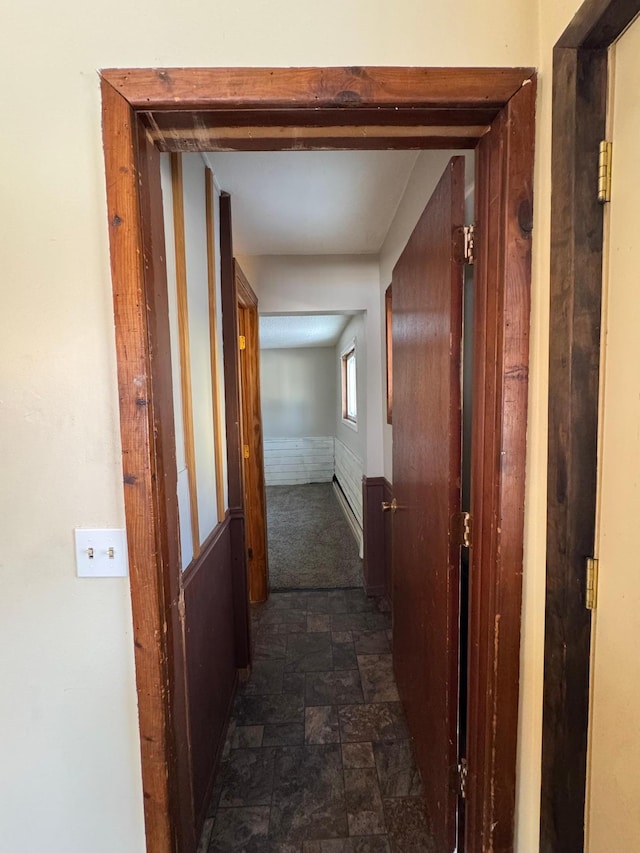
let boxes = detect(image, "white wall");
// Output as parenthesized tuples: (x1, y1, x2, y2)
(261, 347, 336, 438)
(240, 254, 383, 476)
(0, 0, 559, 849)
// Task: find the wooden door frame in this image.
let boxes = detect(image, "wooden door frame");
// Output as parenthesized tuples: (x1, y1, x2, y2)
(100, 66, 535, 853)
(235, 261, 269, 602)
(542, 1, 640, 850)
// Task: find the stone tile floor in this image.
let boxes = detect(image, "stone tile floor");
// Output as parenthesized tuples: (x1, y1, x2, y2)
(199, 588, 433, 852)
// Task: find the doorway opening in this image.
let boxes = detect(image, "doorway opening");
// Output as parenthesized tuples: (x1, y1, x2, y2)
(259, 310, 365, 591)
(101, 66, 535, 853)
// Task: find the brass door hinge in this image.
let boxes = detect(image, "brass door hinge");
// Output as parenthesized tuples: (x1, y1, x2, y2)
(598, 141, 612, 204)
(457, 758, 468, 799)
(452, 511, 472, 548)
(243, 444, 250, 459)
(454, 224, 475, 265)
(239, 334, 246, 351)
(463, 224, 475, 264)
(586, 557, 599, 610)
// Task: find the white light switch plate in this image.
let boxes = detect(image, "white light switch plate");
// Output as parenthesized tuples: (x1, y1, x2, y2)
(74, 529, 128, 578)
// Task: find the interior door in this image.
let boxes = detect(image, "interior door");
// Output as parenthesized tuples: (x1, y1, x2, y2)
(586, 16, 640, 850)
(392, 156, 465, 852)
(235, 261, 269, 603)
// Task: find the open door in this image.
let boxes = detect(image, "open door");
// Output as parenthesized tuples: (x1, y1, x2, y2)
(235, 262, 269, 603)
(391, 156, 465, 852)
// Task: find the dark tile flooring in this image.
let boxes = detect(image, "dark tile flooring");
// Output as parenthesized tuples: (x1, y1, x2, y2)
(199, 588, 433, 853)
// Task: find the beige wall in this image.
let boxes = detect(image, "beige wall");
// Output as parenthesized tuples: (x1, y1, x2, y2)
(1, 0, 600, 849)
(261, 347, 337, 438)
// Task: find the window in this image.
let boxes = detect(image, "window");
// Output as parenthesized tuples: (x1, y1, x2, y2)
(341, 343, 357, 427)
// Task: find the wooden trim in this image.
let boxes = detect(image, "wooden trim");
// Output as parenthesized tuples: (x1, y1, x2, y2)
(219, 193, 251, 667)
(234, 261, 258, 308)
(385, 285, 393, 425)
(219, 192, 243, 511)
(204, 168, 226, 524)
(101, 67, 536, 112)
(362, 477, 387, 597)
(542, 2, 640, 848)
(235, 263, 269, 603)
(466, 78, 536, 853)
(145, 124, 483, 153)
(556, 0, 640, 48)
(137, 124, 196, 853)
(99, 66, 536, 853)
(170, 153, 201, 557)
(383, 479, 394, 604)
(101, 80, 177, 853)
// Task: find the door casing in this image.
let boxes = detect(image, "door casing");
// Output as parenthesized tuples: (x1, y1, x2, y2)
(100, 66, 536, 853)
(235, 261, 269, 603)
(542, 1, 640, 850)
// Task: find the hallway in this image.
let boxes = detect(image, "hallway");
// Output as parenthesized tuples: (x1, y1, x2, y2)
(200, 588, 432, 852)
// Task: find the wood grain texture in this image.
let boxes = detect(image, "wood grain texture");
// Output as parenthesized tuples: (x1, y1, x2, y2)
(141, 107, 501, 130)
(220, 192, 243, 511)
(205, 168, 226, 523)
(362, 477, 386, 597)
(136, 123, 197, 853)
(236, 264, 269, 603)
(102, 66, 535, 111)
(145, 129, 480, 153)
(183, 516, 237, 829)
(101, 79, 176, 853)
(170, 152, 201, 557)
(385, 285, 393, 425)
(541, 7, 640, 850)
(220, 194, 251, 667)
(392, 156, 465, 853)
(556, 0, 640, 48)
(541, 47, 607, 853)
(466, 77, 535, 853)
(383, 479, 394, 604)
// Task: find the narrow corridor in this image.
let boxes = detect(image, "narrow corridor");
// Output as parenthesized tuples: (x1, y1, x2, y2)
(199, 588, 432, 852)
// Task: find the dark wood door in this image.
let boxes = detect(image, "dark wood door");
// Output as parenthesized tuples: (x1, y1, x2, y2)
(392, 156, 465, 852)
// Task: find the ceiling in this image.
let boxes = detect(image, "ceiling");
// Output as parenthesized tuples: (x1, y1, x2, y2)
(204, 150, 420, 256)
(259, 313, 354, 350)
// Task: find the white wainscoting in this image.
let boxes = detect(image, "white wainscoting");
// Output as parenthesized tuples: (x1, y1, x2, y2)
(263, 437, 335, 486)
(334, 439, 363, 529)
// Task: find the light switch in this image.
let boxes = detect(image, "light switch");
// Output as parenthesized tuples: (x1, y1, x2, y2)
(74, 529, 128, 578)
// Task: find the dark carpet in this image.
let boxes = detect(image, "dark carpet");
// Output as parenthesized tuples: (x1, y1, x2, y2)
(266, 483, 363, 590)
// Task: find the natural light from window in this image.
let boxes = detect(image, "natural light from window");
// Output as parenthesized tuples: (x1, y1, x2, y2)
(342, 344, 357, 425)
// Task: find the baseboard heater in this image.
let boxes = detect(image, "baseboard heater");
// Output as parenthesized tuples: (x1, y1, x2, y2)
(332, 475, 364, 559)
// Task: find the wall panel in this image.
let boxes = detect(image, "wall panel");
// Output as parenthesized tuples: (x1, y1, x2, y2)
(263, 437, 334, 485)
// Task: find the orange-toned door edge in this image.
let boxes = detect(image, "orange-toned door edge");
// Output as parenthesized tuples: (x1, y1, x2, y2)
(235, 262, 269, 603)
